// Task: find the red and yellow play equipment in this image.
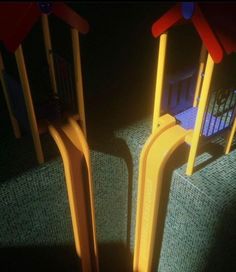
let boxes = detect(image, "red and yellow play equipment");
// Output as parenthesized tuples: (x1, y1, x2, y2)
(0, 3, 98, 272)
(1, 3, 236, 272)
(134, 3, 236, 271)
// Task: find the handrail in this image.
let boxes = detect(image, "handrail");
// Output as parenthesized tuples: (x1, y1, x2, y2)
(202, 87, 236, 137)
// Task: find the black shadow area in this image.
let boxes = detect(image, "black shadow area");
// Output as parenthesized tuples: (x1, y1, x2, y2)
(0, 245, 81, 272)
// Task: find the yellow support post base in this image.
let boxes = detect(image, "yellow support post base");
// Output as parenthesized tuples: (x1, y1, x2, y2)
(152, 32, 168, 133)
(15, 45, 44, 164)
(71, 29, 87, 138)
(225, 117, 236, 154)
(186, 53, 215, 176)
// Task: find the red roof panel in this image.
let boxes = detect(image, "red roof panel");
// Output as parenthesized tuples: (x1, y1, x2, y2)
(52, 3, 89, 34)
(0, 2, 89, 53)
(152, 4, 183, 38)
(199, 3, 236, 55)
(152, 3, 236, 63)
(0, 3, 41, 53)
(192, 4, 223, 63)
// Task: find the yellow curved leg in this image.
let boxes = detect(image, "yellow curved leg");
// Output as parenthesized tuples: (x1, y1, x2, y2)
(134, 114, 189, 271)
(68, 116, 99, 271)
(49, 118, 99, 272)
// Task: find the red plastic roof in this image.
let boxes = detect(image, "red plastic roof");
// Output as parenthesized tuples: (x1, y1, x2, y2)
(0, 2, 89, 53)
(152, 3, 236, 63)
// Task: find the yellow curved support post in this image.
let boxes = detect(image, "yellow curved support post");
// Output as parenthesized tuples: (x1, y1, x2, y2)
(41, 14, 58, 95)
(193, 43, 207, 107)
(48, 118, 99, 272)
(152, 32, 168, 133)
(133, 114, 176, 271)
(68, 116, 99, 271)
(15, 45, 44, 164)
(225, 117, 236, 154)
(186, 53, 215, 176)
(71, 29, 87, 138)
(134, 114, 189, 271)
(0, 52, 21, 138)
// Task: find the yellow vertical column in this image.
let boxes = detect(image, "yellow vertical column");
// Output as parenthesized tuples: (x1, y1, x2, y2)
(15, 45, 44, 164)
(0, 52, 21, 138)
(41, 14, 57, 95)
(133, 114, 176, 272)
(225, 117, 236, 154)
(193, 43, 207, 107)
(71, 28, 87, 138)
(186, 53, 215, 176)
(152, 32, 168, 133)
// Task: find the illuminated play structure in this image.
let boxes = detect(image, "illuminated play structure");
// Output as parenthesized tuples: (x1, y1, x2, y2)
(134, 3, 236, 271)
(0, 2, 236, 272)
(0, 3, 98, 272)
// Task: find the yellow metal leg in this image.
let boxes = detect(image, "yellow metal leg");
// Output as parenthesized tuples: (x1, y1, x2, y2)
(41, 15, 58, 95)
(49, 118, 99, 272)
(134, 114, 176, 271)
(225, 117, 236, 154)
(68, 116, 99, 271)
(193, 43, 207, 107)
(15, 45, 44, 164)
(152, 33, 168, 133)
(186, 54, 215, 176)
(134, 114, 189, 271)
(71, 29, 87, 138)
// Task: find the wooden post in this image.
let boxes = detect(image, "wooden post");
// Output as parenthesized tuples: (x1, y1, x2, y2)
(0, 52, 21, 138)
(41, 14, 57, 95)
(152, 32, 168, 133)
(71, 28, 87, 138)
(15, 45, 44, 164)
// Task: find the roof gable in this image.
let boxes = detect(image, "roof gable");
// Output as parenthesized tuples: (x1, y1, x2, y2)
(0, 2, 89, 53)
(152, 3, 236, 63)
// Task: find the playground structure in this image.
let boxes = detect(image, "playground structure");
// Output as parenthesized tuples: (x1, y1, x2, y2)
(0, 3, 98, 272)
(0, 3, 88, 163)
(0, 2, 236, 272)
(134, 3, 236, 271)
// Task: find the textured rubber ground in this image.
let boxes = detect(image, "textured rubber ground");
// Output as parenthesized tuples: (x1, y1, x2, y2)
(158, 145, 236, 272)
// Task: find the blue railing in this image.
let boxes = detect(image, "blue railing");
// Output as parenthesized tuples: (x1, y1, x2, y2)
(162, 67, 197, 115)
(202, 88, 236, 137)
(52, 52, 76, 115)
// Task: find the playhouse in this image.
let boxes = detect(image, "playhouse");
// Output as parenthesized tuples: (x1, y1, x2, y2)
(0, 3, 98, 272)
(133, 3, 236, 271)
